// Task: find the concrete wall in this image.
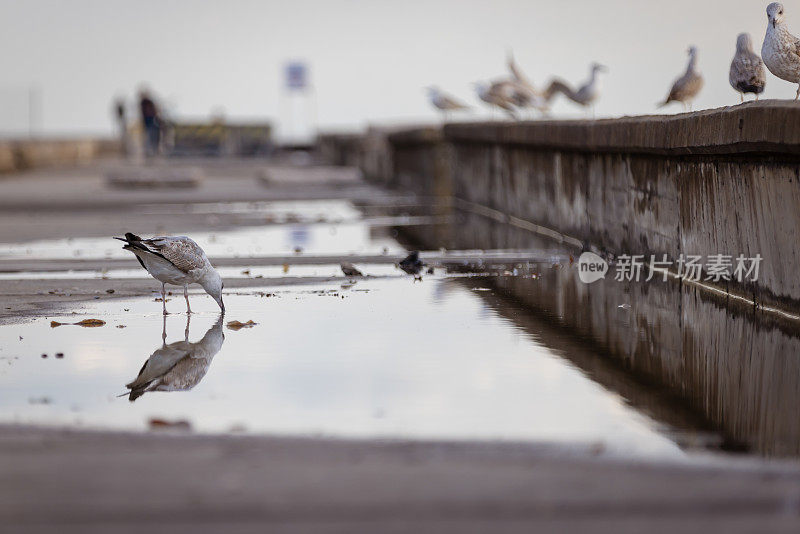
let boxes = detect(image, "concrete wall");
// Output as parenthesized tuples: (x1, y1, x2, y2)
(376, 102, 800, 456)
(401, 209, 800, 456)
(316, 133, 363, 167)
(382, 101, 800, 313)
(0, 138, 118, 175)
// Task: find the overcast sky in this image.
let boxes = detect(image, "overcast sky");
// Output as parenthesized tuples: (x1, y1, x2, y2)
(0, 0, 794, 138)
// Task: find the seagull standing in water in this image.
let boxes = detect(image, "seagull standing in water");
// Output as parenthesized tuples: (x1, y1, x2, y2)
(115, 233, 225, 315)
(730, 33, 766, 102)
(660, 46, 704, 111)
(762, 3, 800, 99)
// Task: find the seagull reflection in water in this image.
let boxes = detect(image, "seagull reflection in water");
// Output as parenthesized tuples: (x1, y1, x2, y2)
(125, 314, 225, 401)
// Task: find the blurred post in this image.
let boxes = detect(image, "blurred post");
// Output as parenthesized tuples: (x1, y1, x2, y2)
(113, 98, 129, 157)
(28, 84, 41, 138)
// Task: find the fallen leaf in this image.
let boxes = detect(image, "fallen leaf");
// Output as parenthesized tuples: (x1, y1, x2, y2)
(282, 263, 290, 273)
(77, 319, 106, 327)
(51, 319, 106, 328)
(116, 325, 127, 329)
(148, 418, 192, 431)
(241, 269, 251, 275)
(226, 320, 258, 331)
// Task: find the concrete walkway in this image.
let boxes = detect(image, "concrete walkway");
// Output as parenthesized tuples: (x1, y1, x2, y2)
(2, 426, 800, 533)
(2, 159, 800, 532)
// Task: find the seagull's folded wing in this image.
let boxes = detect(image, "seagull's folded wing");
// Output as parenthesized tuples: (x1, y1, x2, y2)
(146, 237, 208, 273)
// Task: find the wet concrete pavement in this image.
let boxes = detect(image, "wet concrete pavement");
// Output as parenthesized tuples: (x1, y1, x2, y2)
(2, 158, 800, 531)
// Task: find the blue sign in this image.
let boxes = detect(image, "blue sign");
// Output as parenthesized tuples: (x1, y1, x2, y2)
(285, 62, 308, 91)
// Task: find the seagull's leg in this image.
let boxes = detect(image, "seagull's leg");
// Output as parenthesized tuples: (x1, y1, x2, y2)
(184, 284, 191, 315)
(161, 314, 167, 345)
(184, 313, 190, 342)
(740, 94, 743, 104)
(161, 282, 167, 316)
(795, 84, 800, 100)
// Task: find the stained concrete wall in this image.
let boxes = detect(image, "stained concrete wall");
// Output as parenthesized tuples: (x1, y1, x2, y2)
(0, 138, 118, 175)
(377, 102, 800, 456)
(401, 210, 800, 456)
(383, 101, 800, 313)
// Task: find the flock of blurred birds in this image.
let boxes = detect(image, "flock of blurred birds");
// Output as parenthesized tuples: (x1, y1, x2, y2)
(427, 2, 800, 120)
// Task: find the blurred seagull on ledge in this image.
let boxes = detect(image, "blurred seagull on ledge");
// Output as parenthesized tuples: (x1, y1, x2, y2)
(659, 46, 704, 111)
(545, 63, 607, 117)
(730, 33, 766, 102)
(506, 52, 552, 115)
(762, 2, 800, 99)
(426, 86, 470, 120)
(115, 232, 224, 315)
(474, 82, 518, 119)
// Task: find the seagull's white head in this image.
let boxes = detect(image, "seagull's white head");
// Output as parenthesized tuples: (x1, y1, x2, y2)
(767, 3, 785, 28)
(201, 269, 225, 313)
(472, 82, 489, 96)
(736, 33, 754, 52)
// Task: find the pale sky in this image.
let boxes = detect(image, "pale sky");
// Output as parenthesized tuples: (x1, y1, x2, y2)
(0, 0, 794, 139)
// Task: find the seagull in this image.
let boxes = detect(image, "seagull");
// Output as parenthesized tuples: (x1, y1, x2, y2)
(474, 82, 518, 119)
(659, 46, 704, 111)
(426, 87, 470, 120)
(126, 315, 224, 401)
(506, 52, 552, 114)
(398, 251, 424, 280)
(545, 63, 607, 117)
(340, 262, 363, 277)
(762, 2, 800, 99)
(730, 33, 767, 102)
(114, 232, 224, 315)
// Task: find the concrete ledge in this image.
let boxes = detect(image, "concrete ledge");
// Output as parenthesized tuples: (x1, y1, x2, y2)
(369, 102, 800, 313)
(0, 138, 118, 175)
(445, 100, 800, 156)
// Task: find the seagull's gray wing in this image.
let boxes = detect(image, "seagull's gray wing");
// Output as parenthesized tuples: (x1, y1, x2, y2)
(668, 72, 703, 102)
(439, 94, 469, 110)
(736, 52, 766, 88)
(145, 236, 208, 273)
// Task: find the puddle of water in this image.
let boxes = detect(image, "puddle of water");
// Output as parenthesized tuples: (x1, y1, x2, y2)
(0, 223, 406, 260)
(0, 277, 691, 460)
(0, 264, 406, 281)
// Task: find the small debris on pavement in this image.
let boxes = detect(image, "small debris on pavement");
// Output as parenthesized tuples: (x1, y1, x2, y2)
(148, 418, 192, 431)
(226, 320, 258, 330)
(50, 319, 107, 328)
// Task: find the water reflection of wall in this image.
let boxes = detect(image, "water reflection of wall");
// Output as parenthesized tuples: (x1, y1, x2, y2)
(404, 210, 800, 457)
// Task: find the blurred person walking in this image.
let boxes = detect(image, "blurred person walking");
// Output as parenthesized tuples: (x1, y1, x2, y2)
(139, 89, 161, 157)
